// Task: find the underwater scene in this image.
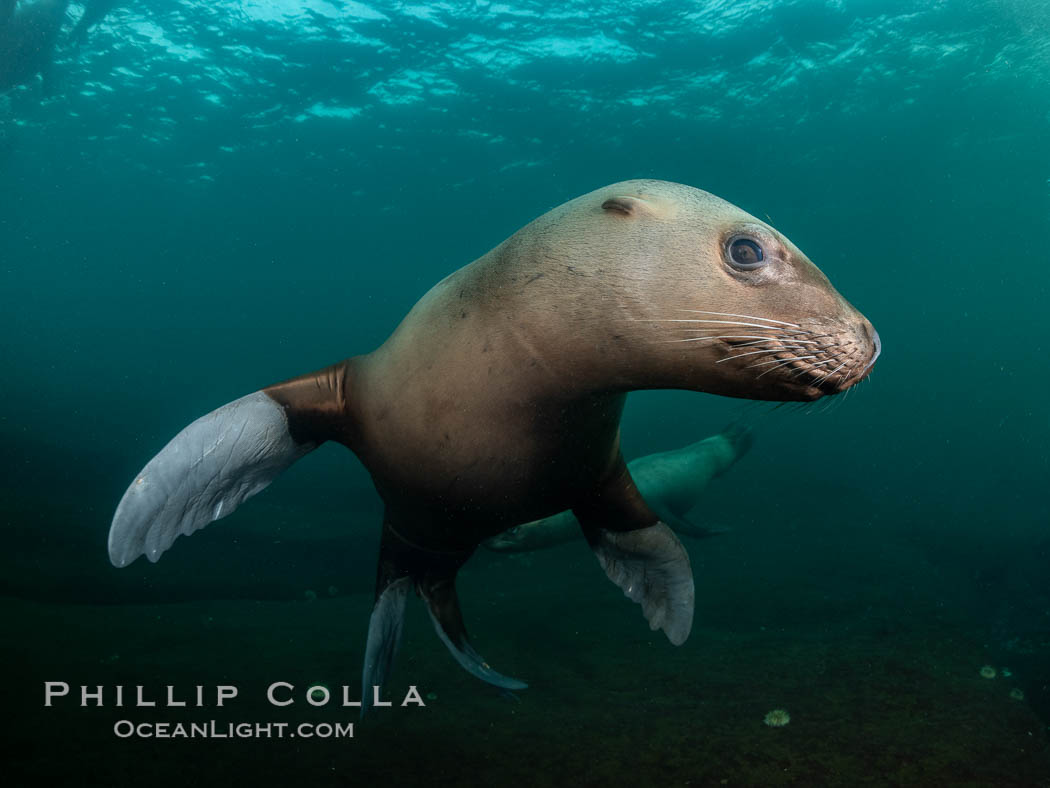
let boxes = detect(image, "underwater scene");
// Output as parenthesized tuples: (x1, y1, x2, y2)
(3, 0, 1050, 785)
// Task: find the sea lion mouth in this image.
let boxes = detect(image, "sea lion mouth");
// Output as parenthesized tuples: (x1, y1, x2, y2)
(642, 310, 879, 401)
(727, 318, 879, 398)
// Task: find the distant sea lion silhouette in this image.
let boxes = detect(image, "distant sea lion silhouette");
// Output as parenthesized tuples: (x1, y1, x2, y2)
(108, 180, 880, 709)
(0, 0, 16, 27)
(0, 0, 70, 94)
(69, 0, 118, 46)
(484, 425, 751, 552)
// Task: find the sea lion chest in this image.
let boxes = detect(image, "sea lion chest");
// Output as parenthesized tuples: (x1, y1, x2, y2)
(347, 284, 623, 543)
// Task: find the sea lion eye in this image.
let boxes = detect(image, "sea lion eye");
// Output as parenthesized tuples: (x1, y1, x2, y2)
(727, 237, 766, 270)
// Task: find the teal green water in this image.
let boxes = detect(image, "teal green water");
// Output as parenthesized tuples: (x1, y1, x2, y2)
(2, 1, 1050, 785)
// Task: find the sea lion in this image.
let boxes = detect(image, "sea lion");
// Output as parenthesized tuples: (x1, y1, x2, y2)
(0, 0, 16, 27)
(0, 0, 71, 94)
(108, 179, 880, 709)
(69, 0, 118, 46)
(483, 425, 752, 552)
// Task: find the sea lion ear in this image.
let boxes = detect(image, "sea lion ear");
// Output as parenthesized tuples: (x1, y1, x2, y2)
(601, 196, 653, 217)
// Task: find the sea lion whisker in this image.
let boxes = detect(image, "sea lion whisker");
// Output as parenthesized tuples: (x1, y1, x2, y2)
(789, 363, 825, 380)
(669, 332, 820, 346)
(653, 337, 724, 344)
(748, 353, 817, 367)
(815, 396, 839, 414)
(668, 331, 779, 338)
(716, 348, 782, 359)
(629, 318, 809, 331)
(826, 359, 850, 377)
(654, 336, 773, 345)
(806, 358, 838, 368)
(814, 360, 849, 385)
(718, 348, 806, 363)
(652, 331, 782, 345)
(841, 377, 855, 403)
(756, 357, 811, 378)
(727, 399, 780, 425)
(657, 336, 781, 345)
(730, 339, 799, 348)
(675, 310, 801, 328)
(839, 364, 862, 401)
(654, 334, 777, 344)
(822, 382, 853, 410)
(623, 319, 751, 324)
(787, 353, 843, 380)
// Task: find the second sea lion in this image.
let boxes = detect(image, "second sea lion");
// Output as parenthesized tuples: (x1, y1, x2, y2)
(484, 425, 751, 552)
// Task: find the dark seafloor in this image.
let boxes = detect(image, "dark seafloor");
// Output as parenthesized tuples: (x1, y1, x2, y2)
(2, 0, 1050, 786)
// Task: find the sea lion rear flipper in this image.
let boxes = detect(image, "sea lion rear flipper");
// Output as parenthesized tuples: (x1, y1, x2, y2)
(108, 362, 353, 567)
(418, 572, 528, 692)
(361, 523, 527, 715)
(650, 505, 731, 539)
(719, 422, 754, 462)
(575, 458, 695, 646)
(360, 575, 411, 717)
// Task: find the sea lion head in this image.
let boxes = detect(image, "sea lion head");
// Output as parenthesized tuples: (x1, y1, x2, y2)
(539, 180, 880, 402)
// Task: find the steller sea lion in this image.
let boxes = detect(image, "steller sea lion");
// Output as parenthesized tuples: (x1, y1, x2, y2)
(0, 0, 70, 94)
(0, 0, 16, 27)
(483, 424, 752, 552)
(108, 179, 880, 710)
(69, 0, 119, 46)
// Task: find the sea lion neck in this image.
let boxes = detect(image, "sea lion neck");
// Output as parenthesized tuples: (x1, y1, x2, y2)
(357, 255, 640, 406)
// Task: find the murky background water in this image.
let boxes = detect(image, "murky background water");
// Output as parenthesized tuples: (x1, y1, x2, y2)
(3, 1, 1049, 785)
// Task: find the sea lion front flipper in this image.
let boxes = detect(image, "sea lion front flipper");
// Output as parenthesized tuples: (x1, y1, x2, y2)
(650, 505, 731, 539)
(584, 523, 695, 645)
(575, 458, 695, 646)
(108, 362, 353, 567)
(108, 391, 317, 567)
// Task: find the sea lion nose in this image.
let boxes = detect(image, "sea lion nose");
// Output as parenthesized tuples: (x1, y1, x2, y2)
(861, 322, 880, 375)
